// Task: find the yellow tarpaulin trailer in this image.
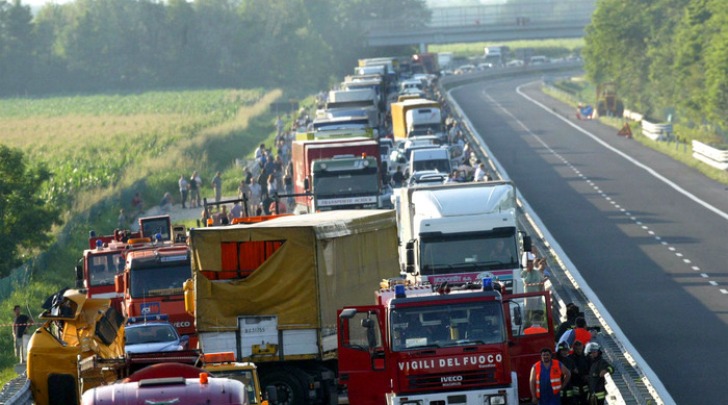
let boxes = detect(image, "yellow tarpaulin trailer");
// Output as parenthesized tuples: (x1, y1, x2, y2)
(188, 210, 400, 362)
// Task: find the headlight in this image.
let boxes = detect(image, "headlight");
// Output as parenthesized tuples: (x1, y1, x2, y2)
(399, 401, 422, 405)
(488, 395, 506, 405)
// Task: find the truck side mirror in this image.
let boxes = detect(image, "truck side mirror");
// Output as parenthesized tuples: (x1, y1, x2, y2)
(304, 178, 310, 192)
(522, 235, 532, 253)
(75, 263, 84, 289)
(405, 240, 416, 273)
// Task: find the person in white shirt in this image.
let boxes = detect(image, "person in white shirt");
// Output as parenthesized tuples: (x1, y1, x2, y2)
(474, 163, 487, 182)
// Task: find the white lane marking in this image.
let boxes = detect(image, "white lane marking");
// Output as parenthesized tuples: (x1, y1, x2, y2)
(516, 82, 728, 223)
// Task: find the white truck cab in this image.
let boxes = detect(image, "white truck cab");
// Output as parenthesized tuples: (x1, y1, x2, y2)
(409, 147, 452, 176)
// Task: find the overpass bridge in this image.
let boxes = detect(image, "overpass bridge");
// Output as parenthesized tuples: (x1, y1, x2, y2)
(364, 0, 597, 50)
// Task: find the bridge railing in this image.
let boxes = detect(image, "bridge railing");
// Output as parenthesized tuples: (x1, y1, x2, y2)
(362, 1, 596, 33)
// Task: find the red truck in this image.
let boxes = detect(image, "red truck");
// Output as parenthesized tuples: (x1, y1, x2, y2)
(338, 280, 555, 404)
(75, 215, 180, 311)
(291, 137, 384, 214)
(115, 243, 197, 347)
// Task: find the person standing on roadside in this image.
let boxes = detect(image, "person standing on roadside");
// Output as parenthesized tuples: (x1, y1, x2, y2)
(117, 208, 129, 230)
(555, 343, 577, 405)
(178, 175, 189, 209)
(189, 171, 200, 208)
(211, 171, 223, 202)
(13, 305, 33, 364)
(586, 343, 613, 405)
(529, 348, 571, 405)
(521, 252, 546, 293)
(569, 341, 590, 405)
(248, 176, 262, 215)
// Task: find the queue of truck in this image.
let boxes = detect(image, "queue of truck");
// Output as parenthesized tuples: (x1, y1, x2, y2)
(22, 53, 557, 405)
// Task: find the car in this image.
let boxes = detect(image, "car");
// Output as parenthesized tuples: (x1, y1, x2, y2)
(125, 316, 189, 354)
(477, 62, 494, 70)
(454, 64, 476, 75)
(506, 59, 524, 67)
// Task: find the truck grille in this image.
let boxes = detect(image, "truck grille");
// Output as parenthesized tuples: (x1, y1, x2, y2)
(407, 368, 497, 389)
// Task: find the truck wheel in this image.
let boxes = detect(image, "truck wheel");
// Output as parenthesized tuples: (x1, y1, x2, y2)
(262, 368, 307, 405)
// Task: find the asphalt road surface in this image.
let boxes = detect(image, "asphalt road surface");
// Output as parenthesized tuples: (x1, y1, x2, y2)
(451, 75, 728, 405)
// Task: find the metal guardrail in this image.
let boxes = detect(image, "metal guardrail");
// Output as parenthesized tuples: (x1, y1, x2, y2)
(441, 72, 665, 404)
(692, 140, 728, 170)
(0, 372, 31, 405)
(641, 120, 673, 141)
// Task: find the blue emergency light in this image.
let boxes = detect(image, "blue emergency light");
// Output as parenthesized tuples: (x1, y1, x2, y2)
(482, 277, 494, 291)
(395, 284, 406, 299)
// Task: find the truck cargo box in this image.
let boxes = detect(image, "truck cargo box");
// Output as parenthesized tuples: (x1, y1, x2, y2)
(188, 210, 400, 362)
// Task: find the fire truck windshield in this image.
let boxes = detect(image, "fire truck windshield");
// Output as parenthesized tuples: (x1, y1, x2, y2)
(419, 232, 518, 276)
(390, 301, 504, 351)
(129, 264, 190, 298)
(88, 252, 125, 287)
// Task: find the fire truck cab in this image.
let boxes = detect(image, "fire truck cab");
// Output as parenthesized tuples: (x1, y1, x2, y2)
(338, 280, 555, 404)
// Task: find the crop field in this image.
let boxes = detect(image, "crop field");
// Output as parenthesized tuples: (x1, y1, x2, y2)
(0, 89, 282, 379)
(0, 89, 272, 209)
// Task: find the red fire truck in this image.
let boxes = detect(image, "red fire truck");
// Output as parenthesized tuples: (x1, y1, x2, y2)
(75, 215, 178, 310)
(115, 242, 196, 346)
(338, 280, 555, 404)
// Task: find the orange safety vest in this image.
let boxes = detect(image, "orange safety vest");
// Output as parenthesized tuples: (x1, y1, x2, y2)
(524, 325, 548, 335)
(574, 328, 591, 346)
(534, 359, 563, 397)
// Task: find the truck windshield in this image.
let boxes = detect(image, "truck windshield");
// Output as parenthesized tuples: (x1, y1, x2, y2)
(419, 232, 518, 276)
(313, 169, 379, 196)
(209, 369, 259, 404)
(412, 159, 450, 173)
(129, 264, 190, 298)
(391, 301, 505, 351)
(410, 124, 442, 134)
(88, 252, 125, 287)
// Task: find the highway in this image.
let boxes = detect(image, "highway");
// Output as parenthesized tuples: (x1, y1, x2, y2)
(450, 75, 728, 405)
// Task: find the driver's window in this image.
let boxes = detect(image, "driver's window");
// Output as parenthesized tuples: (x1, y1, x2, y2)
(347, 312, 382, 350)
(510, 295, 548, 337)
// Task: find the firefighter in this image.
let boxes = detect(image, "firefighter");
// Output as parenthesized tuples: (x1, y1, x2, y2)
(586, 342, 614, 405)
(555, 342, 577, 405)
(569, 340, 590, 405)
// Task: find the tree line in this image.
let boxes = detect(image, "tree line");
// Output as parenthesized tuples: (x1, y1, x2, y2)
(584, 0, 728, 137)
(0, 0, 429, 96)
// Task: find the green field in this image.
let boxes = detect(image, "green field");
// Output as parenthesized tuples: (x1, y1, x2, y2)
(0, 88, 285, 383)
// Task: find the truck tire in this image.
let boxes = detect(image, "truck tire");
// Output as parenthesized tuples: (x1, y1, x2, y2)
(261, 368, 307, 405)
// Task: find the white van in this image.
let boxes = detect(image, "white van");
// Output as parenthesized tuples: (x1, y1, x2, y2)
(409, 147, 452, 176)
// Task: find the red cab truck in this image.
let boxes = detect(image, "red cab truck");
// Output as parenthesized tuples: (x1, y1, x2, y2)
(292, 137, 382, 214)
(338, 281, 555, 404)
(75, 215, 179, 311)
(115, 244, 196, 347)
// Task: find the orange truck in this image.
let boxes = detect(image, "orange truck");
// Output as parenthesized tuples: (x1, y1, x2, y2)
(390, 98, 441, 140)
